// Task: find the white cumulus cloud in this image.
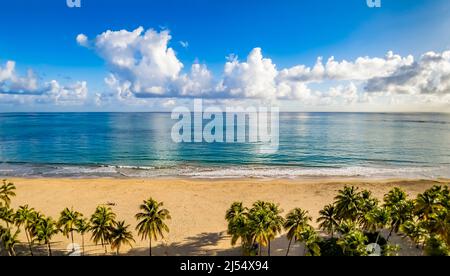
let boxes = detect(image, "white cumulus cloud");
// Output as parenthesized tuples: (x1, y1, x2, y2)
(0, 60, 88, 105)
(365, 50, 450, 96)
(76, 27, 450, 110)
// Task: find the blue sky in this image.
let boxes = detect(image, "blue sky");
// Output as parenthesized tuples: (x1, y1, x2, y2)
(1, 0, 450, 112)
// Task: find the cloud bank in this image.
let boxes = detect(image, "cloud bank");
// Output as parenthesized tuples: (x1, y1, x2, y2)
(76, 27, 450, 109)
(2, 26, 449, 111)
(0, 60, 88, 106)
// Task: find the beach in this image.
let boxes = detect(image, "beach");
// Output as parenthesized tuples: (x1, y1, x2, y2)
(7, 177, 450, 256)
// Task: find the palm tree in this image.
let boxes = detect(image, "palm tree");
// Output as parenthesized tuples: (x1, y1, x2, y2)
(34, 217, 59, 256)
(299, 225, 321, 256)
(317, 204, 339, 238)
(225, 202, 250, 249)
(110, 221, 135, 255)
(90, 206, 116, 254)
(424, 234, 450, 256)
(360, 190, 379, 213)
(248, 209, 270, 256)
(14, 205, 36, 256)
(0, 206, 15, 228)
(334, 186, 362, 221)
(337, 229, 368, 256)
(28, 211, 46, 239)
(248, 201, 284, 256)
(284, 208, 311, 256)
(57, 208, 82, 246)
(75, 218, 90, 256)
(336, 219, 358, 235)
(363, 207, 390, 244)
(400, 220, 428, 249)
(0, 180, 16, 207)
(383, 187, 408, 209)
(386, 200, 414, 242)
(0, 226, 19, 256)
(265, 202, 284, 256)
(415, 188, 443, 221)
(135, 198, 171, 256)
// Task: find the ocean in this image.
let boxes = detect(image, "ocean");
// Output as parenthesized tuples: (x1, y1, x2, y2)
(0, 112, 449, 179)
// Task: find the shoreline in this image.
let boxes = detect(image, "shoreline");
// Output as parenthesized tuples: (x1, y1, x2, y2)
(3, 175, 450, 182)
(4, 177, 450, 256)
(2, 162, 450, 180)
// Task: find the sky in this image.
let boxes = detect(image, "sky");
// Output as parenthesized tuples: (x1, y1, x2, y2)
(0, 0, 450, 112)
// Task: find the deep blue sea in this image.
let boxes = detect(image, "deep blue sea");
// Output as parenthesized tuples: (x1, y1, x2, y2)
(0, 112, 449, 179)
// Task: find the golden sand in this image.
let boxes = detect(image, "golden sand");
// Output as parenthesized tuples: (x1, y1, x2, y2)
(6, 177, 450, 256)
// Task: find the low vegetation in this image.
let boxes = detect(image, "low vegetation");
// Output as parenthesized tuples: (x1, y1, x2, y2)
(225, 185, 450, 256)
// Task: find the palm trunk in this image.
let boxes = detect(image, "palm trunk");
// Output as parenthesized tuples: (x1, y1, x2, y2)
(10, 247, 16, 256)
(48, 243, 52, 256)
(81, 234, 85, 256)
(386, 227, 394, 242)
(25, 230, 33, 256)
(375, 232, 381, 245)
(286, 238, 293, 256)
(149, 238, 152, 256)
(71, 231, 74, 245)
(101, 238, 107, 254)
(117, 246, 120, 255)
(268, 240, 271, 256)
(258, 244, 261, 256)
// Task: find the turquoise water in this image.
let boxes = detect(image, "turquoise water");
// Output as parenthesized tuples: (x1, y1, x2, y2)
(0, 112, 449, 178)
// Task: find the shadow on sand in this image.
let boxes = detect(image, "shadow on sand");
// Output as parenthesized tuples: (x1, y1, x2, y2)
(1, 232, 306, 256)
(128, 232, 304, 256)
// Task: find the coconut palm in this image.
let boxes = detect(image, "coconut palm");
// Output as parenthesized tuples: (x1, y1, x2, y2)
(386, 199, 414, 242)
(284, 208, 311, 256)
(247, 208, 270, 256)
(135, 198, 171, 256)
(334, 186, 362, 221)
(34, 217, 59, 256)
(110, 221, 135, 255)
(336, 219, 358, 235)
(28, 211, 46, 238)
(424, 208, 450, 243)
(415, 188, 444, 221)
(337, 229, 368, 256)
(424, 234, 450, 256)
(0, 206, 15, 228)
(57, 208, 82, 245)
(317, 204, 339, 238)
(359, 190, 379, 213)
(265, 202, 284, 256)
(363, 207, 390, 244)
(75, 218, 90, 256)
(0, 180, 16, 207)
(383, 187, 408, 208)
(14, 205, 36, 256)
(225, 202, 250, 249)
(400, 220, 428, 249)
(90, 206, 116, 254)
(0, 226, 19, 256)
(299, 225, 321, 256)
(248, 201, 284, 256)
